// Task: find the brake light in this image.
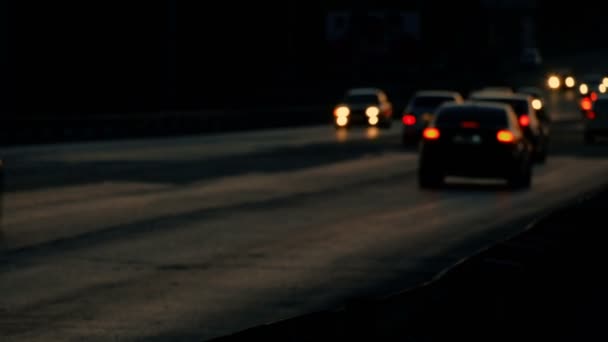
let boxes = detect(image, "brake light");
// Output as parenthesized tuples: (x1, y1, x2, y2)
(519, 115, 530, 127)
(402, 114, 416, 125)
(591, 92, 598, 101)
(461, 121, 480, 128)
(581, 97, 593, 111)
(422, 127, 440, 140)
(586, 111, 596, 120)
(496, 130, 515, 143)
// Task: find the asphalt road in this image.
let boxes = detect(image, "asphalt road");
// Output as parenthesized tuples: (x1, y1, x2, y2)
(1, 90, 608, 341)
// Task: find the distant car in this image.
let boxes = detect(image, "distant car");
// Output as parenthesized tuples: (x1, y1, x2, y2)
(401, 90, 464, 144)
(470, 92, 549, 162)
(583, 94, 608, 144)
(519, 47, 542, 69)
(546, 68, 576, 91)
(418, 101, 533, 189)
(516, 86, 551, 126)
(333, 88, 393, 129)
(578, 73, 607, 97)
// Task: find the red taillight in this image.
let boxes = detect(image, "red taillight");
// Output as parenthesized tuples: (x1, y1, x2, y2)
(461, 121, 479, 128)
(422, 127, 440, 140)
(581, 97, 593, 111)
(519, 115, 530, 127)
(586, 111, 596, 120)
(591, 92, 599, 102)
(402, 114, 416, 125)
(496, 130, 515, 143)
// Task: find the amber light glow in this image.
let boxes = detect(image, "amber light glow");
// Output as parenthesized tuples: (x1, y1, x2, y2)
(496, 130, 515, 143)
(423, 127, 440, 140)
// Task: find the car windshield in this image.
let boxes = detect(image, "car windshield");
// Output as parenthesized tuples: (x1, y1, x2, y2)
(435, 107, 509, 128)
(344, 94, 378, 104)
(473, 98, 528, 115)
(412, 96, 453, 107)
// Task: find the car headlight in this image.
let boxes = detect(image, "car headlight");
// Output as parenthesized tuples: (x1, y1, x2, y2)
(565, 76, 575, 88)
(334, 106, 350, 117)
(600, 84, 607, 94)
(365, 106, 380, 117)
(603, 77, 608, 87)
(579, 83, 589, 95)
(547, 75, 560, 89)
(532, 99, 543, 110)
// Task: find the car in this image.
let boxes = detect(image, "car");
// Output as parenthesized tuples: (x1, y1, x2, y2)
(583, 94, 608, 144)
(578, 73, 607, 97)
(418, 101, 533, 189)
(517, 86, 551, 125)
(469, 92, 549, 163)
(546, 68, 576, 91)
(401, 90, 464, 144)
(333, 88, 393, 129)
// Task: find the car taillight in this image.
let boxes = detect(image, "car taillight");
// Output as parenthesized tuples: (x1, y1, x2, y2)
(586, 111, 596, 120)
(591, 92, 598, 101)
(422, 127, 440, 140)
(581, 97, 593, 111)
(519, 115, 530, 127)
(402, 114, 416, 125)
(496, 130, 515, 143)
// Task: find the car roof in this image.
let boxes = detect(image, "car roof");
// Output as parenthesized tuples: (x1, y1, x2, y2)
(346, 88, 382, 95)
(596, 94, 608, 101)
(517, 87, 542, 96)
(413, 90, 461, 98)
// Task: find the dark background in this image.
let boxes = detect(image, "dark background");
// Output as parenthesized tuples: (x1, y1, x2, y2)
(10, 0, 608, 117)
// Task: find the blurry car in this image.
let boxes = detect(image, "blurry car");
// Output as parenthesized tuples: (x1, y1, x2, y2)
(578, 73, 607, 97)
(583, 94, 608, 144)
(418, 101, 533, 189)
(470, 92, 549, 162)
(546, 68, 576, 91)
(402, 90, 464, 144)
(517, 86, 551, 125)
(333, 88, 393, 129)
(519, 47, 542, 69)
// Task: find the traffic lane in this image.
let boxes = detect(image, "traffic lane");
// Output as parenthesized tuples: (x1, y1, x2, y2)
(1, 126, 401, 193)
(2, 156, 608, 341)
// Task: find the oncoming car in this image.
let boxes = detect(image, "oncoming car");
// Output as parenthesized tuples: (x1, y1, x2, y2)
(333, 88, 393, 129)
(546, 68, 576, 91)
(418, 102, 533, 189)
(402, 90, 464, 144)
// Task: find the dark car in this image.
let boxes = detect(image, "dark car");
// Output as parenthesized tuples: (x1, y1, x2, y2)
(402, 90, 464, 145)
(333, 88, 393, 129)
(469, 92, 549, 163)
(517, 86, 552, 126)
(584, 94, 608, 144)
(418, 102, 533, 189)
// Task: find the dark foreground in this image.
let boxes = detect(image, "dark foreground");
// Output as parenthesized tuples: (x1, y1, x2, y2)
(213, 185, 608, 341)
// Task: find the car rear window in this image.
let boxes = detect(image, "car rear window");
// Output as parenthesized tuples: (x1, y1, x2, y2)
(435, 107, 509, 128)
(413, 96, 453, 107)
(472, 97, 529, 115)
(344, 94, 378, 104)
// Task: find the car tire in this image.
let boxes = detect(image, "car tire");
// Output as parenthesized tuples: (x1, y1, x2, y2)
(418, 169, 443, 189)
(508, 162, 532, 189)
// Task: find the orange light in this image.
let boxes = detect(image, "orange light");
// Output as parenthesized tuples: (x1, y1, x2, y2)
(496, 130, 515, 143)
(519, 115, 530, 127)
(422, 127, 440, 140)
(461, 121, 479, 128)
(586, 111, 596, 120)
(581, 97, 593, 111)
(591, 92, 599, 101)
(402, 114, 416, 125)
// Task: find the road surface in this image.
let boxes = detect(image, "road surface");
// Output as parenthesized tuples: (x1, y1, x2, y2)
(1, 89, 607, 341)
